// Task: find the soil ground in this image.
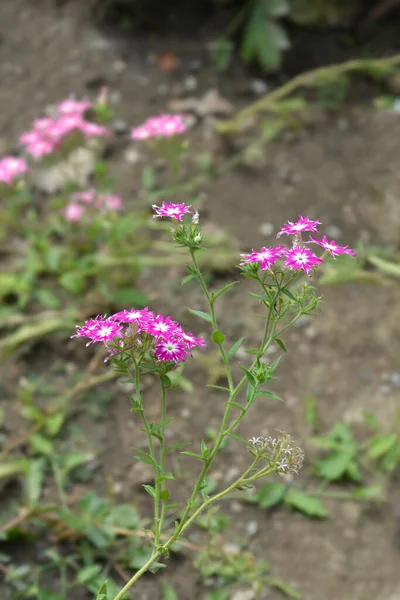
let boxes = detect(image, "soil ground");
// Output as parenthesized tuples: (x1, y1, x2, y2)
(1, 2, 400, 599)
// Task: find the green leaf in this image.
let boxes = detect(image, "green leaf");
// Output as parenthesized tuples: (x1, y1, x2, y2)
(255, 390, 282, 401)
(164, 441, 191, 454)
(26, 458, 46, 506)
(45, 412, 65, 437)
(77, 564, 103, 584)
(35, 288, 61, 309)
(226, 336, 245, 360)
(187, 308, 213, 323)
(351, 485, 383, 500)
(212, 329, 225, 345)
(95, 581, 108, 600)
(368, 255, 400, 278)
(211, 281, 238, 303)
(161, 582, 179, 600)
(201, 439, 209, 457)
(113, 288, 149, 308)
(151, 419, 173, 433)
(265, 0, 290, 18)
(274, 337, 287, 352)
(181, 274, 196, 286)
(59, 272, 87, 294)
(241, 367, 257, 386)
(160, 489, 169, 501)
(207, 384, 231, 392)
(257, 481, 287, 508)
(29, 433, 53, 456)
(143, 485, 156, 498)
(142, 166, 155, 190)
(181, 451, 206, 462)
(227, 401, 245, 413)
(246, 382, 255, 403)
(281, 287, 297, 301)
(304, 394, 318, 431)
(285, 488, 328, 518)
(366, 433, 398, 459)
(316, 450, 354, 482)
(241, 9, 288, 70)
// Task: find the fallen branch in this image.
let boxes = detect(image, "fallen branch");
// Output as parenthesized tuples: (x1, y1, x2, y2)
(217, 54, 400, 134)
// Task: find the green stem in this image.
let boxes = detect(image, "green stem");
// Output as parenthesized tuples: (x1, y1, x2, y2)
(133, 362, 160, 538)
(155, 378, 168, 546)
(112, 551, 161, 600)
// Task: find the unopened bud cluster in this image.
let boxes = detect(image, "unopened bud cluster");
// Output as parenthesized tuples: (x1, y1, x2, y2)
(247, 431, 304, 475)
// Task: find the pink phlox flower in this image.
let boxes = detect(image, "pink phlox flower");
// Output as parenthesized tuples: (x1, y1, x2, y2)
(80, 121, 109, 138)
(111, 307, 154, 331)
(154, 338, 188, 363)
(131, 113, 186, 140)
(71, 188, 96, 204)
(97, 193, 122, 211)
(26, 139, 55, 160)
(145, 313, 180, 339)
(308, 235, 356, 258)
(277, 215, 320, 238)
(72, 316, 123, 345)
(177, 328, 207, 350)
(58, 97, 92, 115)
(240, 245, 285, 271)
(283, 247, 322, 275)
(56, 114, 86, 136)
(152, 201, 192, 221)
(33, 118, 54, 132)
(64, 202, 84, 222)
(0, 156, 29, 185)
(19, 130, 42, 145)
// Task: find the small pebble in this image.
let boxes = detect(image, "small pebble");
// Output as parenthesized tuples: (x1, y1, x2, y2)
(112, 59, 127, 74)
(113, 120, 129, 134)
(293, 315, 311, 329)
(157, 83, 169, 96)
(184, 75, 198, 92)
(259, 222, 274, 236)
(380, 384, 391, 396)
(230, 589, 256, 600)
(250, 79, 269, 95)
(304, 326, 318, 340)
(325, 224, 343, 239)
(230, 500, 243, 513)
(223, 543, 241, 555)
(109, 91, 121, 105)
(113, 481, 124, 495)
(389, 373, 400, 388)
(124, 147, 141, 164)
(246, 520, 259, 536)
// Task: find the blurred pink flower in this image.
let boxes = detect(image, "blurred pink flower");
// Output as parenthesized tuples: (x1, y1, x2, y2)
(0, 156, 29, 185)
(131, 113, 186, 140)
(64, 202, 84, 222)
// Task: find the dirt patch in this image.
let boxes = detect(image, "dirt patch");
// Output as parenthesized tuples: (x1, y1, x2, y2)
(1, 2, 400, 600)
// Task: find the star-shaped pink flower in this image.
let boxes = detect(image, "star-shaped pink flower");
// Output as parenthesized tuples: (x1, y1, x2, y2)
(308, 235, 356, 258)
(277, 215, 320, 238)
(283, 247, 322, 275)
(240, 246, 285, 271)
(152, 202, 192, 222)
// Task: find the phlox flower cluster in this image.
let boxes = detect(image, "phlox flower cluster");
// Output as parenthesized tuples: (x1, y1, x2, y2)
(247, 432, 304, 475)
(0, 156, 29, 186)
(63, 188, 122, 222)
(240, 215, 355, 275)
(72, 307, 206, 365)
(19, 96, 108, 160)
(131, 114, 186, 140)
